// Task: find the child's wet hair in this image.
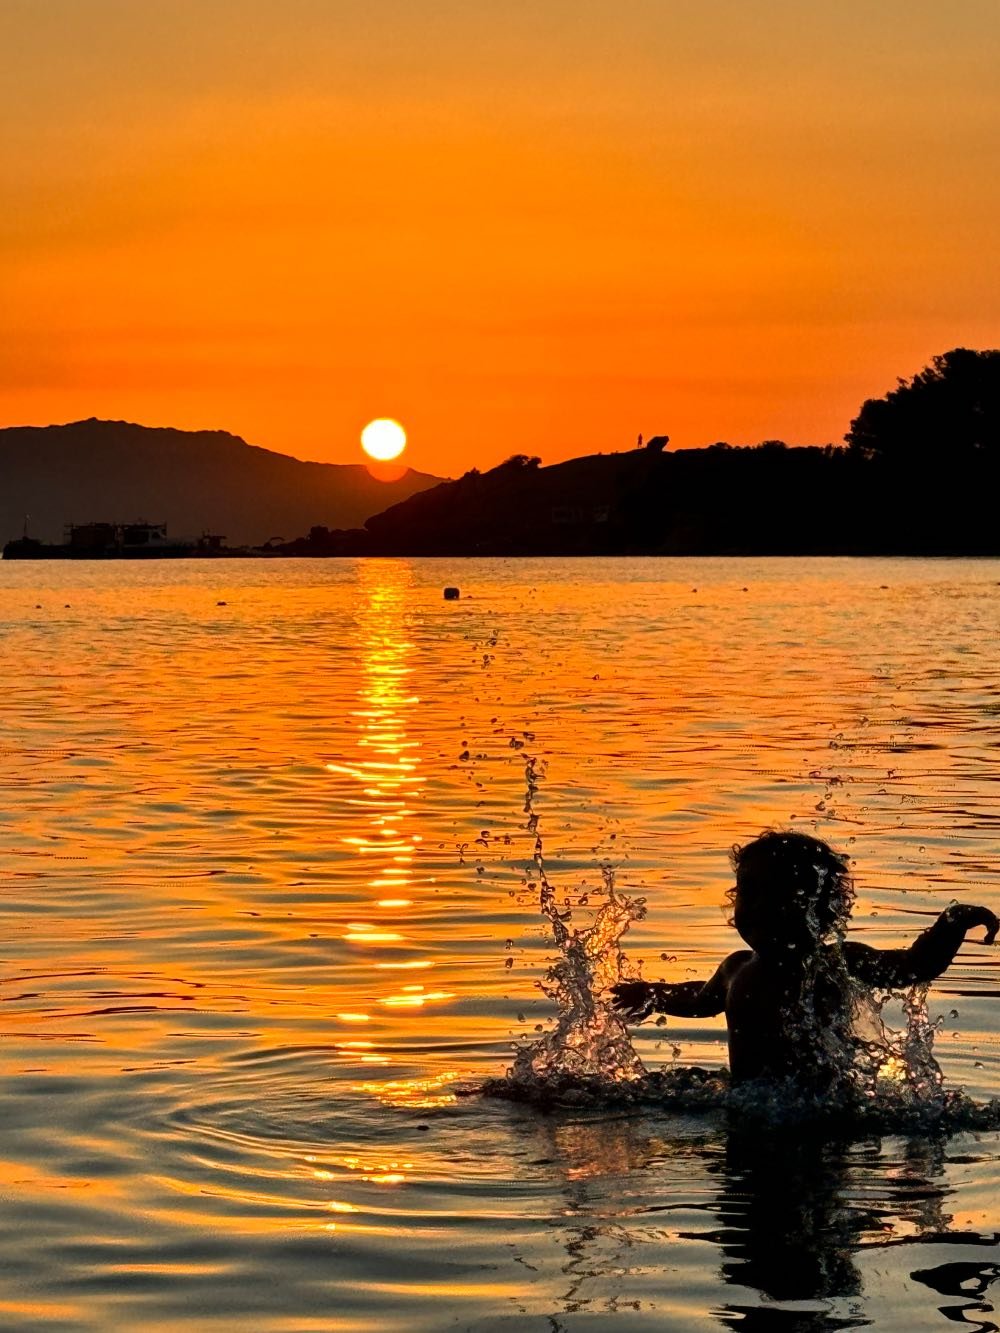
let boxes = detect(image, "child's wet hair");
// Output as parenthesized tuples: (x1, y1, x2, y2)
(729, 830, 854, 940)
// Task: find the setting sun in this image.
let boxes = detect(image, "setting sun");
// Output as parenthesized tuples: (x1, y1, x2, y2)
(361, 419, 407, 462)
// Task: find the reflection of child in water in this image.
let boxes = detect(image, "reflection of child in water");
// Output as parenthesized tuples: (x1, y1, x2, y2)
(611, 831, 998, 1086)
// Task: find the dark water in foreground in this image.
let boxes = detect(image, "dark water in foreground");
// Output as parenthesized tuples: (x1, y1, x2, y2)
(1, 556, 999, 1331)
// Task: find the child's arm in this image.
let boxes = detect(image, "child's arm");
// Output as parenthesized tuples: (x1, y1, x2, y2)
(610, 951, 751, 1022)
(843, 904, 998, 988)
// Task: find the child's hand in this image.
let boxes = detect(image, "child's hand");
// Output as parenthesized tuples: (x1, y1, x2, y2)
(610, 981, 656, 1022)
(945, 904, 999, 945)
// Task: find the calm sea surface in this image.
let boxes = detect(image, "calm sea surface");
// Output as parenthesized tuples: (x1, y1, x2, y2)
(1, 557, 999, 1332)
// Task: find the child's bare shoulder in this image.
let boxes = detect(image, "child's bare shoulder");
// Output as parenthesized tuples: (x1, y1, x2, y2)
(717, 949, 755, 979)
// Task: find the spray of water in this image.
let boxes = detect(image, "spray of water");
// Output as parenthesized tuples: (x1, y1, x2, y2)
(750, 872, 951, 1113)
(783, 868, 949, 1113)
(506, 756, 647, 1089)
(850, 980, 945, 1106)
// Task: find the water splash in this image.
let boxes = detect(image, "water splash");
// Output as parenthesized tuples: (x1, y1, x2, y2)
(485, 769, 999, 1131)
(505, 756, 647, 1088)
(851, 980, 945, 1107)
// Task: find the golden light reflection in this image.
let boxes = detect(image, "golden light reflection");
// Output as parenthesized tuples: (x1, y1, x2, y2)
(342, 927, 404, 943)
(320, 1153, 415, 1184)
(379, 988, 455, 1008)
(330, 561, 461, 1085)
(354, 1071, 460, 1109)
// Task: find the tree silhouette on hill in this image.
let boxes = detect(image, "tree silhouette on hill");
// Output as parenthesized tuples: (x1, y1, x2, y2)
(846, 348, 1000, 461)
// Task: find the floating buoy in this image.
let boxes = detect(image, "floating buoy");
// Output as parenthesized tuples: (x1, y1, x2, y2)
(443, 586, 460, 600)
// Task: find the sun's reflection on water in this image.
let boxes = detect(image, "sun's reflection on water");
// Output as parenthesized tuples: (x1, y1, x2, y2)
(328, 561, 458, 1084)
(354, 1070, 461, 1109)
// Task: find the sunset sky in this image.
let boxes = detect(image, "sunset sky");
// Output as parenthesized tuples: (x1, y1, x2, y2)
(2, 0, 998, 475)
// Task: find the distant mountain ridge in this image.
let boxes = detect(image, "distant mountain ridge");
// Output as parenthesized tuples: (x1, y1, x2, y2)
(0, 418, 443, 546)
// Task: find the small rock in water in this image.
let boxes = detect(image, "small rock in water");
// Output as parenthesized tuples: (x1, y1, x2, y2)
(443, 586, 460, 600)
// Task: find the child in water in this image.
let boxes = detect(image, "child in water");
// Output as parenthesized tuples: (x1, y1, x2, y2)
(611, 831, 998, 1086)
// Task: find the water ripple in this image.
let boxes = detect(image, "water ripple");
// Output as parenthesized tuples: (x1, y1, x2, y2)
(1, 557, 999, 1330)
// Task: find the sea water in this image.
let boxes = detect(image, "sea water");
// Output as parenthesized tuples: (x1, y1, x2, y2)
(1, 556, 999, 1331)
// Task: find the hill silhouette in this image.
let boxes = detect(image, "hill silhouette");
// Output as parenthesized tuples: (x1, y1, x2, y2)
(357, 439, 1000, 556)
(352, 346, 1000, 556)
(5, 348, 996, 558)
(0, 418, 442, 546)
(361, 434, 1000, 556)
(361, 446, 871, 555)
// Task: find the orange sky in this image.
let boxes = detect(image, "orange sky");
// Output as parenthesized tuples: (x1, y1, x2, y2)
(2, 0, 998, 475)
